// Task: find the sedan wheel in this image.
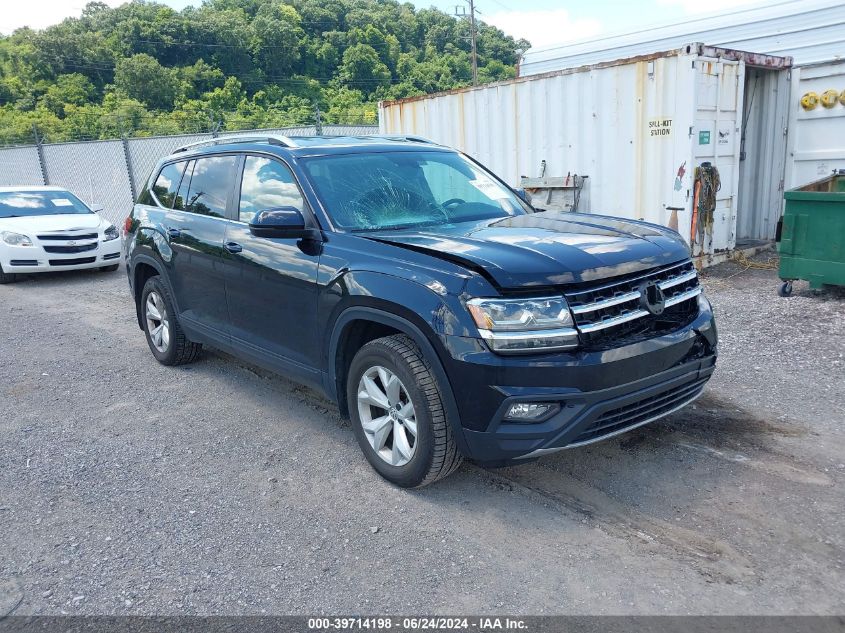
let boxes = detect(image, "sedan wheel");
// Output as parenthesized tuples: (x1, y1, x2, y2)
(357, 365, 418, 466)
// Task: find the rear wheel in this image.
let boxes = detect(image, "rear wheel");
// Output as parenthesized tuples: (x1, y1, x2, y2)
(141, 276, 201, 365)
(0, 264, 17, 284)
(347, 334, 462, 488)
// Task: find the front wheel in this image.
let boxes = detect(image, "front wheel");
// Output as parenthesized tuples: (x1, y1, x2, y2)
(347, 334, 463, 488)
(141, 276, 202, 365)
(0, 264, 18, 284)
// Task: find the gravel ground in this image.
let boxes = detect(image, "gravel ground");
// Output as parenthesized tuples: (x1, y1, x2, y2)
(1, 253, 843, 616)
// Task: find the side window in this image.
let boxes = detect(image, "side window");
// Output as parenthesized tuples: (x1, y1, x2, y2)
(151, 162, 187, 209)
(182, 155, 239, 218)
(239, 156, 305, 223)
(173, 160, 194, 211)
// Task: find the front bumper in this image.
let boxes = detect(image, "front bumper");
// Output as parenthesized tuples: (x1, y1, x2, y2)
(441, 300, 717, 463)
(1, 241, 121, 273)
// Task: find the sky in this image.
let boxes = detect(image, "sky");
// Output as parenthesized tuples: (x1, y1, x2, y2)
(1, 0, 766, 47)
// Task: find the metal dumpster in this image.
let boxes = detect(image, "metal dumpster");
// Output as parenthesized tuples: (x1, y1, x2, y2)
(777, 171, 845, 296)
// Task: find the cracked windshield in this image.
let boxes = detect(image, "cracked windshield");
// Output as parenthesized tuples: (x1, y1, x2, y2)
(302, 151, 528, 231)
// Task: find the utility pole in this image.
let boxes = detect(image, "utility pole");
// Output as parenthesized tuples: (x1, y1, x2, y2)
(455, 1, 478, 85)
(313, 102, 323, 135)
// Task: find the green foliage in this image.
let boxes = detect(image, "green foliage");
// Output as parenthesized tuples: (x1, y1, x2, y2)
(0, 0, 528, 144)
(114, 53, 181, 110)
(338, 43, 391, 91)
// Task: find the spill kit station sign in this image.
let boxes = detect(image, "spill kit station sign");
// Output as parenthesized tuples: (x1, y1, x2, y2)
(648, 117, 673, 138)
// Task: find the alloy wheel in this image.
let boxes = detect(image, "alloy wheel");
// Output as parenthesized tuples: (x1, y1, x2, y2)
(145, 291, 171, 353)
(356, 365, 418, 466)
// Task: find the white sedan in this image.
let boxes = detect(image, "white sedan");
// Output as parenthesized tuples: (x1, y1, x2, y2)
(0, 186, 122, 283)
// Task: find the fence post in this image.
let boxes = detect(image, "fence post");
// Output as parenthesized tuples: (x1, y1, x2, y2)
(314, 103, 323, 135)
(121, 135, 137, 202)
(33, 125, 49, 185)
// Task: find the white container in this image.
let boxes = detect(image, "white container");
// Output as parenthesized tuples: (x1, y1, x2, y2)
(379, 44, 791, 263)
(786, 60, 845, 188)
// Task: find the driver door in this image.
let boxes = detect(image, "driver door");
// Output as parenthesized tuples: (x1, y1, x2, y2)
(222, 154, 322, 376)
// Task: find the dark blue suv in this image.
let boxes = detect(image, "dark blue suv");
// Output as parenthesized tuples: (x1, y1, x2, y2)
(125, 135, 717, 487)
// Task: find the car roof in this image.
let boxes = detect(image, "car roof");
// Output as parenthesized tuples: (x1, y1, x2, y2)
(168, 135, 455, 161)
(0, 185, 70, 193)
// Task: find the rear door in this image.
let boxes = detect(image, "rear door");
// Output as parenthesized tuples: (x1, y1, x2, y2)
(222, 154, 322, 376)
(163, 154, 238, 338)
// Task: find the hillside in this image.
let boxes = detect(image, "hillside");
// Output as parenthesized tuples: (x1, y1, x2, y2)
(0, 0, 529, 145)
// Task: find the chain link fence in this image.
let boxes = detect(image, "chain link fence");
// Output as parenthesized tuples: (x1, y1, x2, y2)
(0, 124, 378, 226)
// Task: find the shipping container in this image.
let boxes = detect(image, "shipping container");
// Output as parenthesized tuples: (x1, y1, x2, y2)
(785, 60, 845, 188)
(379, 44, 792, 264)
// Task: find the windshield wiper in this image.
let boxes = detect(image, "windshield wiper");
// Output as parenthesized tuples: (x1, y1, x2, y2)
(352, 221, 441, 233)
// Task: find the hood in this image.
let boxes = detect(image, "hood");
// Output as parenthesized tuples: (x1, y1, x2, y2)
(0, 213, 105, 235)
(365, 211, 690, 289)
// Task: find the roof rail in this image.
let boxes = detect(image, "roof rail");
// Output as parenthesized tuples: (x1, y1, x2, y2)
(380, 135, 437, 145)
(173, 135, 296, 153)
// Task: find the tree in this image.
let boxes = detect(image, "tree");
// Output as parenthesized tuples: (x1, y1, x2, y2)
(338, 44, 391, 94)
(39, 73, 96, 116)
(250, 1, 305, 77)
(113, 53, 180, 110)
(0, 0, 528, 144)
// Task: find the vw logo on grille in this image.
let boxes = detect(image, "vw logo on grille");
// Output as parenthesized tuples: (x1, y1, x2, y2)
(639, 280, 666, 315)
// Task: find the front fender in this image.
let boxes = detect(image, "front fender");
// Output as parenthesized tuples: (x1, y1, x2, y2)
(319, 269, 473, 370)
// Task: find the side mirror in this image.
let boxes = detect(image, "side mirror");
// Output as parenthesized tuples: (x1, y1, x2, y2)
(249, 207, 320, 240)
(90, 203, 104, 213)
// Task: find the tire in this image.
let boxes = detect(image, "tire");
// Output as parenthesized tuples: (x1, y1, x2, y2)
(140, 275, 202, 366)
(0, 264, 17, 284)
(347, 334, 463, 488)
(100, 264, 119, 272)
(778, 281, 793, 297)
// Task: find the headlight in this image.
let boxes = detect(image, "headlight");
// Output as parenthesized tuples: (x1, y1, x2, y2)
(1, 231, 33, 247)
(103, 225, 120, 241)
(466, 296, 578, 353)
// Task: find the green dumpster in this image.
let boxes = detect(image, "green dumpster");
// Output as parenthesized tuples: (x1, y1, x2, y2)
(777, 171, 845, 296)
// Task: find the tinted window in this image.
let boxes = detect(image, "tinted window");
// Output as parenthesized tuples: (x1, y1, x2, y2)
(183, 155, 239, 218)
(0, 190, 92, 218)
(238, 156, 304, 223)
(152, 162, 187, 209)
(173, 160, 194, 211)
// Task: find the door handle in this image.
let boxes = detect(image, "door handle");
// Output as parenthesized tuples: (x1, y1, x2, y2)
(167, 228, 181, 239)
(224, 241, 243, 254)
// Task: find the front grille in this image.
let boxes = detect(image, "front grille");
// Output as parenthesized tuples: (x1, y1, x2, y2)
(10, 259, 38, 266)
(49, 257, 96, 266)
(38, 232, 98, 241)
(565, 260, 701, 349)
(43, 243, 98, 254)
(574, 378, 708, 445)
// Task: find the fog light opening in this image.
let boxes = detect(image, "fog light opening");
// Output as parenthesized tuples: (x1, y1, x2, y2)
(504, 402, 561, 423)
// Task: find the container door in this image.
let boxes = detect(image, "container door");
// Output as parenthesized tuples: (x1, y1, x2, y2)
(691, 58, 744, 255)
